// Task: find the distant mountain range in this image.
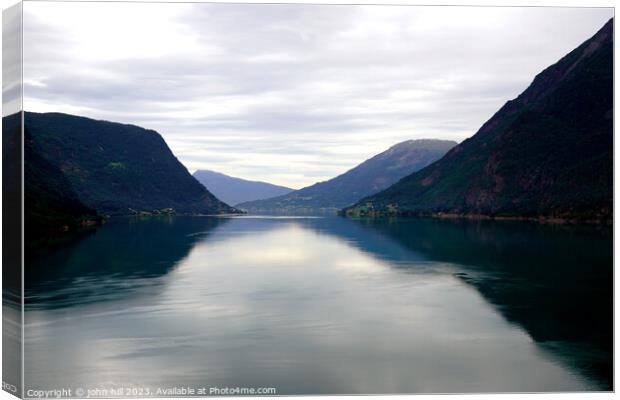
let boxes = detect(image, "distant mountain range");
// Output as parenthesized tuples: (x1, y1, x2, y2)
(344, 18, 613, 222)
(193, 169, 294, 206)
(238, 139, 456, 213)
(24, 112, 238, 224)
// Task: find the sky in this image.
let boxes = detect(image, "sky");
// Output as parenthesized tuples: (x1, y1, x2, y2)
(22, 3, 613, 189)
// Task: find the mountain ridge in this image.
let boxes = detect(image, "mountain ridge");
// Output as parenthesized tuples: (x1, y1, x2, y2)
(343, 18, 613, 222)
(25, 111, 239, 216)
(238, 138, 457, 213)
(193, 169, 294, 206)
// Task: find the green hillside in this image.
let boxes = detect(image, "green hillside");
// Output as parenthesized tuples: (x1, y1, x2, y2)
(25, 112, 238, 216)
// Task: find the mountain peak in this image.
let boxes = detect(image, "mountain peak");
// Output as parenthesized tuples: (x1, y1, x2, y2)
(388, 139, 458, 152)
(238, 138, 456, 213)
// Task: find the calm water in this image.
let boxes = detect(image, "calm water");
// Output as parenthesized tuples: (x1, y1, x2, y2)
(23, 216, 612, 394)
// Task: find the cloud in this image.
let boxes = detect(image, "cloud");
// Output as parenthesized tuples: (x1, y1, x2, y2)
(23, 3, 613, 188)
(3, 3, 22, 116)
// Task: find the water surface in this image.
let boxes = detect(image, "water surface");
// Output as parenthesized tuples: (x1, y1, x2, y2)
(24, 216, 612, 394)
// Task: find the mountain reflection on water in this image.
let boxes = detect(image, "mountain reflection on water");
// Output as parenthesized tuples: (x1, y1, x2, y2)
(25, 216, 229, 308)
(318, 217, 613, 389)
(24, 215, 612, 393)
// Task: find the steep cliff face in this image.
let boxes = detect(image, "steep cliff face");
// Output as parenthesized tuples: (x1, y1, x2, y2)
(345, 19, 613, 222)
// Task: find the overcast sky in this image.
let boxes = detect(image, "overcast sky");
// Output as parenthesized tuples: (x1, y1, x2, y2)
(23, 3, 612, 188)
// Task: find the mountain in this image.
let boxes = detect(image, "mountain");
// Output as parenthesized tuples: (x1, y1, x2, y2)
(3, 113, 100, 247)
(2, 113, 24, 297)
(193, 169, 294, 206)
(24, 112, 238, 216)
(25, 128, 101, 238)
(238, 139, 457, 213)
(344, 19, 613, 222)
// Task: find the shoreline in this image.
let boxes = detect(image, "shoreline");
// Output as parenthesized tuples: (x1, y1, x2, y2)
(341, 211, 612, 225)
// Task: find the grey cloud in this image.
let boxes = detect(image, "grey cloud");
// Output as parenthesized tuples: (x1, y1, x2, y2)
(22, 3, 614, 187)
(3, 4, 22, 116)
